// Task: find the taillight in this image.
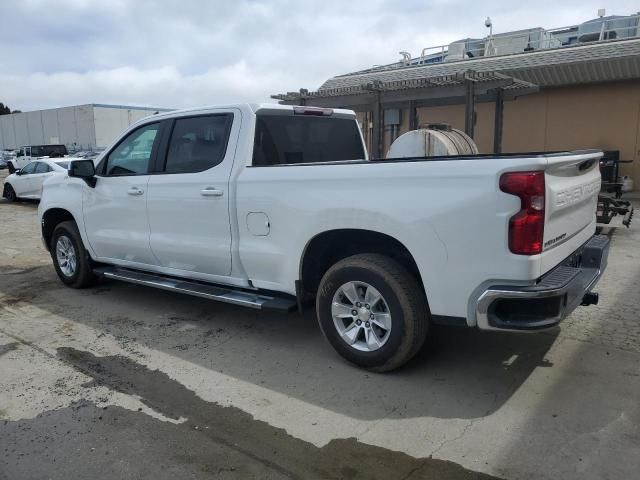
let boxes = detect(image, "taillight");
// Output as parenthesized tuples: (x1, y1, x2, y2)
(293, 106, 333, 116)
(499, 171, 545, 255)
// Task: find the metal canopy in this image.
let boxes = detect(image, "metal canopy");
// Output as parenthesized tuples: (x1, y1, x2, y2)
(272, 70, 538, 108)
(272, 70, 538, 158)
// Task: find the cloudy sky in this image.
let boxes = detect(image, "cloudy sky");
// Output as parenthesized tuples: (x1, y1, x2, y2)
(0, 0, 637, 111)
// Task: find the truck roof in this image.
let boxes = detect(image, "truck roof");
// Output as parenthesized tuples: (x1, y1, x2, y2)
(20, 144, 66, 148)
(144, 103, 356, 122)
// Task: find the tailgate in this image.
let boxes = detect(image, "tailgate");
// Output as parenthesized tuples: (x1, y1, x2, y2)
(544, 151, 602, 253)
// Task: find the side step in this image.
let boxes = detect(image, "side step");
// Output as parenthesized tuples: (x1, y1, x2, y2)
(93, 267, 297, 312)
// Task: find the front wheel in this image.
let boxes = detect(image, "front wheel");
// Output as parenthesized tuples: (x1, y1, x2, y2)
(316, 253, 429, 372)
(3, 184, 17, 202)
(51, 221, 96, 288)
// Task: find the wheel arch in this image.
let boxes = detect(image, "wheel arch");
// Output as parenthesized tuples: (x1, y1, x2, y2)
(2, 181, 14, 197)
(299, 229, 424, 299)
(41, 208, 79, 252)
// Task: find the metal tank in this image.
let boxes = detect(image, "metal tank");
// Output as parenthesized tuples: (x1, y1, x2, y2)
(385, 124, 479, 158)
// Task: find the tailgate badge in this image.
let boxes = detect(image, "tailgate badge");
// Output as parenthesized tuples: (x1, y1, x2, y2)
(544, 233, 567, 249)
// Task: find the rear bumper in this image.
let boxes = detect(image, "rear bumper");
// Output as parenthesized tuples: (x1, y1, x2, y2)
(476, 235, 610, 331)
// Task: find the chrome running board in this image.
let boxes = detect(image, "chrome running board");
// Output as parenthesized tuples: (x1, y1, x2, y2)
(93, 267, 297, 312)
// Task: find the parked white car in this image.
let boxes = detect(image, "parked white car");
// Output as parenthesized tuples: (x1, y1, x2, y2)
(37, 103, 608, 371)
(3, 159, 69, 201)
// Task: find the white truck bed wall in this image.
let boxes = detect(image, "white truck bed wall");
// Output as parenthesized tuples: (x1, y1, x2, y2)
(236, 155, 562, 321)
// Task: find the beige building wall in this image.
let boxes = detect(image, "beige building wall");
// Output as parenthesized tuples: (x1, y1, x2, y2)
(411, 81, 640, 186)
(355, 81, 640, 187)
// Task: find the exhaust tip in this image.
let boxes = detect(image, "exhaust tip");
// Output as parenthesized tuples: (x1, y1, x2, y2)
(581, 292, 599, 306)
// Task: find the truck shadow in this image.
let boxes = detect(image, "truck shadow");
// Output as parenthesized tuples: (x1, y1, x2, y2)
(1, 265, 557, 421)
(489, 223, 640, 478)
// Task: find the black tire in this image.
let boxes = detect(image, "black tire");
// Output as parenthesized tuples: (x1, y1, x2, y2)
(4, 183, 17, 202)
(316, 253, 429, 372)
(50, 221, 96, 288)
(7, 162, 15, 174)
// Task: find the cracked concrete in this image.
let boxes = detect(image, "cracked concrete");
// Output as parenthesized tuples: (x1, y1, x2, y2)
(1, 169, 639, 479)
(431, 417, 482, 458)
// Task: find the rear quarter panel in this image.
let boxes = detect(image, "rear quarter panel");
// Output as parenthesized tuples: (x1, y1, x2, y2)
(235, 155, 549, 321)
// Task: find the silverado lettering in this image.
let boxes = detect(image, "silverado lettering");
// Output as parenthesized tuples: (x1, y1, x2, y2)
(555, 179, 601, 208)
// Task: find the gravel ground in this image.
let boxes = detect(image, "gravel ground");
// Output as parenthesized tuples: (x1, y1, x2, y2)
(1, 168, 639, 479)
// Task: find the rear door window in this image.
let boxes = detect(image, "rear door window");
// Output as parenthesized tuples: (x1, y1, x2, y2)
(164, 114, 233, 173)
(35, 162, 51, 173)
(31, 146, 44, 157)
(44, 145, 68, 157)
(252, 115, 365, 166)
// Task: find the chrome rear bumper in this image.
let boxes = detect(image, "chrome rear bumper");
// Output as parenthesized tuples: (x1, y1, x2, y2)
(476, 235, 610, 331)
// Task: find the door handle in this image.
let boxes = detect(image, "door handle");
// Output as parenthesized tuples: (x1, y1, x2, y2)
(201, 187, 224, 197)
(127, 187, 144, 196)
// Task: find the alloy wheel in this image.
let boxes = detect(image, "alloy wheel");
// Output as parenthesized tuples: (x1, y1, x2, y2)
(55, 235, 77, 277)
(331, 281, 392, 352)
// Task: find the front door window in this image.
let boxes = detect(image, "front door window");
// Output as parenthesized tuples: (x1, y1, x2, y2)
(104, 123, 160, 176)
(20, 162, 38, 174)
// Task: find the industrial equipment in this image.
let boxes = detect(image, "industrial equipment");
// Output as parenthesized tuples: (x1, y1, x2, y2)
(597, 150, 634, 227)
(386, 124, 479, 158)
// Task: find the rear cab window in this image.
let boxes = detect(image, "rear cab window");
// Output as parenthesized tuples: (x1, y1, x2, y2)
(252, 111, 365, 166)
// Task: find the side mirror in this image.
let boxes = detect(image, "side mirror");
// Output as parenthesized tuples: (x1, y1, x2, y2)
(15, 169, 22, 175)
(69, 159, 97, 187)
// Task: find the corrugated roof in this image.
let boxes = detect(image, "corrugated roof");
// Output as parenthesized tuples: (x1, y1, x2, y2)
(319, 38, 640, 92)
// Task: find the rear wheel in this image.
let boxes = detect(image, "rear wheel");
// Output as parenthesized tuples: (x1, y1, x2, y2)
(3, 184, 17, 202)
(316, 253, 429, 372)
(51, 221, 96, 288)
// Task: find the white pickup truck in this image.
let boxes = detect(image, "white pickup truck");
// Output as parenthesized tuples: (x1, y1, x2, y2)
(38, 104, 609, 371)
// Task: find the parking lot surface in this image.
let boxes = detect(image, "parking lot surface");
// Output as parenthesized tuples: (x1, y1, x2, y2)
(1, 169, 639, 479)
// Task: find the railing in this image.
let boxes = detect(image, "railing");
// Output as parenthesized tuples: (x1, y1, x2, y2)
(399, 14, 640, 66)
